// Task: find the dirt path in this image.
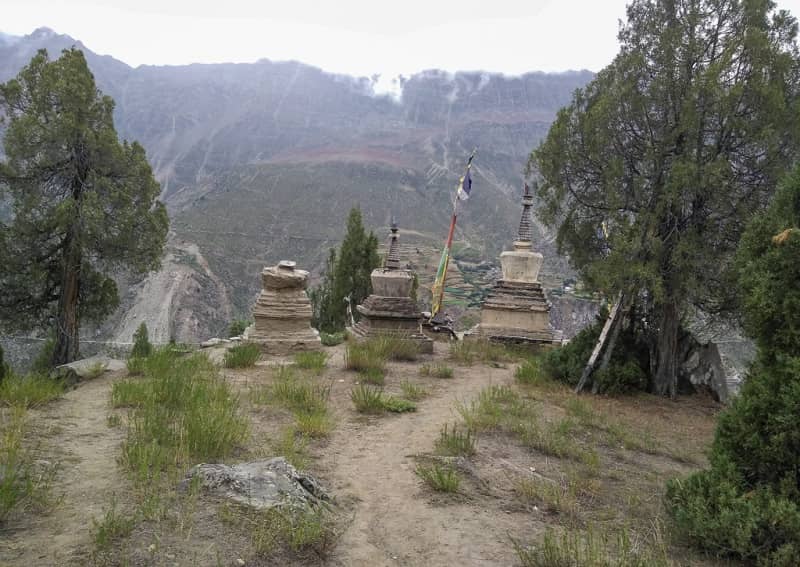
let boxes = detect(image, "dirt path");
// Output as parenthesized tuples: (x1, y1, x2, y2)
(321, 348, 533, 567)
(0, 373, 124, 566)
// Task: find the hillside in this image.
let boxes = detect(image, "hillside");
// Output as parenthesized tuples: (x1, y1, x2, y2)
(0, 28, 593, 344)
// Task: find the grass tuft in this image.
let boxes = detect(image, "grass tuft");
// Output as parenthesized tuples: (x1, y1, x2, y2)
(435, 424, 476, 456)
(350, 385, 386, 414)
(223, 343, 261, 368)
(0, 406, 58, 523)
(92, 496, 136, 552)
(358, 367, 385, 385)
(415, 463, 461, 493)
(419, 363, 454, 379)
(293, 351, 328, 375)
(449, 339, 516, 366)
(0, 373, 63, 408)
(399, 381, 428, 401)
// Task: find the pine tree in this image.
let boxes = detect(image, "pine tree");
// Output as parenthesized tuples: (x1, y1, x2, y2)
(0, 49, 169, 366)
(532, 0, 800, 396)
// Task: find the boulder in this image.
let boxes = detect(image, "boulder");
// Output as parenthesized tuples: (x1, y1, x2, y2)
(55, 354, 125, 380)
(182, 457, 329, 510)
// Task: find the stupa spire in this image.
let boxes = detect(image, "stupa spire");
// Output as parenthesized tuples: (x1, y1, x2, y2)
(385, 221, 401, 271)
(516, 183, 534, 246)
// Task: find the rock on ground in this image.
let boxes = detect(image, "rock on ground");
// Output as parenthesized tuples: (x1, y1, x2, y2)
(182, 457, 329, 510)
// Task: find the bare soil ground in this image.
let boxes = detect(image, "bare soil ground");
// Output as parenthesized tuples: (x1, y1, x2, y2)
(0, 341, 727, 567)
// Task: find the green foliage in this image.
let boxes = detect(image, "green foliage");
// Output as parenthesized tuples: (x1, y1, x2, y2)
(382, 397, 416, 413)
(449, 339, 514, 366)
(343, 341, 387, 374)
(0, 373, 63, 408)
(513, 527, 669, 567)
(223, 343, 261, 368)
(248, 505, 339, 559)
(358, 367, 385, 385)
(415, 463, 461, 493)
(130, 323, 153, 359)
(319, 332, 345, 346)
(419, 363, 454, 379)
(31, 337, 55, 374)
(0, 406, 58, 523)
(0, 48, 169, 365)
(310, 208, 381, 332)
(735, 168, 800, 358)
(435, 424, 476, 457)
(399, 380, 428, 401)
(542, 309, 648, 394)
(531, 0, 800, 395)
(350, 385, 385, 414)
(293, 351, 328, 375)
(227, 319, 249, 338)
(0, 345, 7, 383)
(667, 173, 800, 563)
(252, 368, 333, 439)
(92, 496, 136, 552)
(116, 350, 248, 486)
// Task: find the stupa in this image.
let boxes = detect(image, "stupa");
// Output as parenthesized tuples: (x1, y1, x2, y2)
(350, 224, 434, 353)
(248, 260, 321, 354)
(474, 185, 562, 344)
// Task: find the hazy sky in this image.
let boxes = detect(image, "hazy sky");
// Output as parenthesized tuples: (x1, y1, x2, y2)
(5, 0, 800, 89)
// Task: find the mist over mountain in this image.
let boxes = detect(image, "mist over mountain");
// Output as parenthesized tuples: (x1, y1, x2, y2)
(0, 27, 593, 344)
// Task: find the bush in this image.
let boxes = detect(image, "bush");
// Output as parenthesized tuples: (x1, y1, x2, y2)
(223, 343, 261, 368)
(31, 336, 55, 374)
(130, 323, 153, 359)
(541, 308, 648, 394)
(320, 332, 345, 346)
(228, 319, 249, 338)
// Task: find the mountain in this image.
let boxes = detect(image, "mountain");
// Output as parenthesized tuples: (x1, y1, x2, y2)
(0, 28, 594, 346)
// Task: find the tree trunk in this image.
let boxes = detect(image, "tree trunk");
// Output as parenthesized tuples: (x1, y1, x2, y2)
(652, 298, 679, 398)
(52, 239, 81, 367)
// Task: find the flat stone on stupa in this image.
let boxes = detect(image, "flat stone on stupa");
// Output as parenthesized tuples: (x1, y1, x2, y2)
(248, 260, 321, 355)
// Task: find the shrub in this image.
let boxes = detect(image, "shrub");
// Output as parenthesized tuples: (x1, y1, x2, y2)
(0, 373, 63, 408)
(666, 356, 800, 564)
(320, 332, 345, 346)
(415, 463, 460, 493)
(227, 319, 249, 338)
(223, 343, 261, 368)
(130, 322, 153, 359)
(31, 336, 55, 374)
(294, 351, 328, 374)
(382, 396, 416, 413)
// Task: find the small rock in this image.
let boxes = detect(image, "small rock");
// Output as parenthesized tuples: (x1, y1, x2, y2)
(236, 559, 245, 566)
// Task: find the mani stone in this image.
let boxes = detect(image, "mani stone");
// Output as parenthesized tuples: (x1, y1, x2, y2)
(350, 224, 433, 353)
(475, 185, 562, 344)
(248, 260, 321, 354)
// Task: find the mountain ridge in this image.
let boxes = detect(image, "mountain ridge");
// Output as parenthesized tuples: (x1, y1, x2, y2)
(0, 27, 594, 347)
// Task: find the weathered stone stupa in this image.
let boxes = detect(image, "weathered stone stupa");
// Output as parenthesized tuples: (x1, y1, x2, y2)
(474, 185, 561, 344)
(249, 260, 321, 354)
(350, 224, 434, 353)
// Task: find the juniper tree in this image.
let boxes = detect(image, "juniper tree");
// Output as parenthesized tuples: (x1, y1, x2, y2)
(531, 0, 800, 396)
(310, 208, 380, 332)
(0, 49, 169, 366)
